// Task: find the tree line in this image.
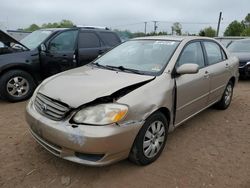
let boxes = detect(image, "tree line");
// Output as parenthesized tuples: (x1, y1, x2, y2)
(20, 13, 250, 37)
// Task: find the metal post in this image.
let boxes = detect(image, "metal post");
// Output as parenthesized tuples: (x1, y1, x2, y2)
(216, 12, 222, 37)
(144, 22, 147, 34)
(153, 21, 158, 33)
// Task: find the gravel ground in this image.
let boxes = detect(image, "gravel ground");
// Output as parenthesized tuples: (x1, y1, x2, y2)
(0, 81, 250, 188)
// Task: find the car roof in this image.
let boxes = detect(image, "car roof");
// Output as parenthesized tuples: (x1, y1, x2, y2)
(233, 38, 250, 42)
(38, 27, 113, 33)
(132, 35, 215, 42)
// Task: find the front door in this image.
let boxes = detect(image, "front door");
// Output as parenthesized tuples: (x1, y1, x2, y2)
(40, 30, 78, 78)
(175, 42, 210, 125)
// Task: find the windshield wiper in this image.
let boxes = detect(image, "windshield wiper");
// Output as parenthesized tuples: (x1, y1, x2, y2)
(105, 65, 145, 75)
(91, 62, 116, 70)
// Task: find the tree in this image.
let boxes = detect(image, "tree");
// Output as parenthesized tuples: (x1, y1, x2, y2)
(241, 28, 250, 36)
(224, 20, 244, 36)
(244, 13, 250, 26)
(199, 26, 216, 37)
(58, 20, 74, 28)
(23, 20, 74, 32)
(171, 22, 182, 35)
(24, 24, 40, 32)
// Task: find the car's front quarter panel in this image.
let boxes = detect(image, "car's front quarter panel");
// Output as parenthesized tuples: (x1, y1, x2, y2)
(118, 73, 175, 131)
(0, 49, 41, 80)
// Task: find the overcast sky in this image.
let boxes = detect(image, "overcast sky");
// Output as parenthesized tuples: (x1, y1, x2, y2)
(0, 0, 249, 35)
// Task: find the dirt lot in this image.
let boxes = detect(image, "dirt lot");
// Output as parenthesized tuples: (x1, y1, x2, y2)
(0, 81, 250, 188)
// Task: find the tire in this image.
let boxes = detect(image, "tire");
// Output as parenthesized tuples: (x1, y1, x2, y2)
(0, 70, 36, 102)
(129, 111, 169, 165)
(215, 81, 234, 110)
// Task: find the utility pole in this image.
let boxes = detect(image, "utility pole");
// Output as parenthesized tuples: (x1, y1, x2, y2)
(144, 22, 147, 34)
(153, 21, 158, 34)
(216, 12, 222, 37)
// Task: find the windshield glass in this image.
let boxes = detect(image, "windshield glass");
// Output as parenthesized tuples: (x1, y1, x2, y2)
(94, 40, 180, 75)
(20, 30, 53, 49)
(227, 40, 250, 53)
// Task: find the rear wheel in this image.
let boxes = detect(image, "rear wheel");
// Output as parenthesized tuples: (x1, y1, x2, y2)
(129, 111, 168, 165)
(0, 70, 36, 102)
(215, 81, 234, 110)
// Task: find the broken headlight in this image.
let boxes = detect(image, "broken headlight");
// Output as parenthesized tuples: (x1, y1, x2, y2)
(72, 103, 128, 125)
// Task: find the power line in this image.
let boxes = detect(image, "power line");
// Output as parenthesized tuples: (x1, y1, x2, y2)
(111, 20, 230, 28)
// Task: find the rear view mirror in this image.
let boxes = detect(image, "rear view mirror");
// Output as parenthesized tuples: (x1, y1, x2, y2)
(176, 63, 199, 75)
(40, 44, 47, 52)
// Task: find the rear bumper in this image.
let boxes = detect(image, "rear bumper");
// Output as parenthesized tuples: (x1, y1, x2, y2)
(26, 100, 143, 166)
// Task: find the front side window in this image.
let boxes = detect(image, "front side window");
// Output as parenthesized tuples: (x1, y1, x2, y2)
(177, 42, 205, 68)
(204, 41, 223, 65)
(94, 40, 180, 75)
(49, 30, 78, 52)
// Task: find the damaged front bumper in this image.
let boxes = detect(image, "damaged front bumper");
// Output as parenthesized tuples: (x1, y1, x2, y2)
(26, 100, 143, 166)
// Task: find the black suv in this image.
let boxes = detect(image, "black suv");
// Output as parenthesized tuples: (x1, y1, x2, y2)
(0, 27, 121, 102)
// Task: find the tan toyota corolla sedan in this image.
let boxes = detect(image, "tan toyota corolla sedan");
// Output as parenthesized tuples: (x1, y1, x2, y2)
(26, 36, 239, 166)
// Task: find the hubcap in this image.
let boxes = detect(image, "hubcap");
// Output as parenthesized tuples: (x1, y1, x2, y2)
(224, 84, 232, 106)
(6, 77, 29, 97)
(143, 121, 166, 158)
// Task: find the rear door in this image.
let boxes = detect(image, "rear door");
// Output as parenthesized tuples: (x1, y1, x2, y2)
(40, 30, 78, 78)
(175, 41, 210, 125)
(202, 41, 231, 104)
(77, 32, 103, 66)
(98, 31, 121, 50)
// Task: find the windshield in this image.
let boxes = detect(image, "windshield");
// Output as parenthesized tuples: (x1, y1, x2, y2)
(227, 40, 250, 53)
(93, 40, 180, 75)
(20, 30, 53, 49)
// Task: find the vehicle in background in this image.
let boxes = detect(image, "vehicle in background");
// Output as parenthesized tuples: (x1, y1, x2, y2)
(227, 38, 250, 78)
(0, 27, 121, 102)
(26, 36, 239, 166)
(7, 30, 31, 41)
(215, 36, 247, 47)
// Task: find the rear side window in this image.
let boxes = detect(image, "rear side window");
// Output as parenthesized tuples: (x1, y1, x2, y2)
(203, 42, 224, 65)
(78, 32, 100, 48)
(99, 32, 120, 46)
(178, 42, 205, 68)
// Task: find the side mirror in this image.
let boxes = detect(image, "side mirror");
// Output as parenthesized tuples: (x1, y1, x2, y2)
(176, 63, 199, 75)
(40, 44, 47, 52)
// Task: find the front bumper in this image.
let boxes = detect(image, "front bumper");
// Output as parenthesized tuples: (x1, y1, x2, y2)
(26, 100, 143, 166)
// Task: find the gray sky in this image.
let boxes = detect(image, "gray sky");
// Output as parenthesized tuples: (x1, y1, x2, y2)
(0, 0, 249, 35)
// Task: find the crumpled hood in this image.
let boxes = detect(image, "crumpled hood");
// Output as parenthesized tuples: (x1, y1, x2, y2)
(38, 66, 155, 108)
(231, 52, 250, 62)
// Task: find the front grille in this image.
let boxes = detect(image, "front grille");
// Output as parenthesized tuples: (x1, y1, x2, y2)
(34, 93, 70, 121)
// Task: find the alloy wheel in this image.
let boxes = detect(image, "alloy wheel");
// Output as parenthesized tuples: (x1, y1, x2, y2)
(6, 76, 29, 97)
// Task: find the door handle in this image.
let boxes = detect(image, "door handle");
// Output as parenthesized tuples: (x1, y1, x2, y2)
(204, 71, 209, 78)
(98, 49, 105, 54)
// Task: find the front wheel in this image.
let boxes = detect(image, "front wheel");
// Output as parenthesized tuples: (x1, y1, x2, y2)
(0, 70, 36, 102)
(129, 111, 168, 165)
(215, 81, 234, 110)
